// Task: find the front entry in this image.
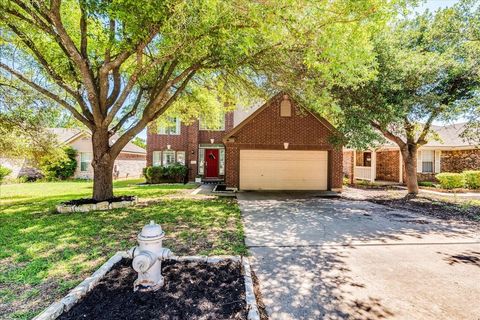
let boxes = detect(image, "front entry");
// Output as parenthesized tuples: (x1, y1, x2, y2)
(204, 149, 219, 178)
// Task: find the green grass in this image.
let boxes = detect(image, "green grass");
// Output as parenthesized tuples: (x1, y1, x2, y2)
(0, 179, 246, 319)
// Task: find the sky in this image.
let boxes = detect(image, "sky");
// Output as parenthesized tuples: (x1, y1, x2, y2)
(136, 0, 462, 140)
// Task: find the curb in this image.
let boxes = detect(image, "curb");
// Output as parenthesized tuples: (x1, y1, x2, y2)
(33, 254, 259, 320)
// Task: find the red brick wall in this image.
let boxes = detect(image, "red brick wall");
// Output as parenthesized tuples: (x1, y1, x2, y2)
(146, 113, 234, 181)
(376, 150, 400, 182)
(117, 152, 146, 161)
(225, 94, 343, 190)
(343, 151, 354, 183)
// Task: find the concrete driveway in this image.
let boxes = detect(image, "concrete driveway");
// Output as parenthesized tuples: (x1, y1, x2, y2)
(238, 192, 480, 320)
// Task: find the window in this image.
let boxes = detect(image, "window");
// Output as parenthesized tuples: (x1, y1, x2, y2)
(163, 150, 176, 166)
(198, 149, 205, 175)
(422, 150, 434, 173)
(177, 151, 186, 165)
(153, 151, 161, 166)
(199, 115, 225, 131)
(219, 149, 225, 175)
(158, 117, 180, 135)
(80, 152, 92, 172)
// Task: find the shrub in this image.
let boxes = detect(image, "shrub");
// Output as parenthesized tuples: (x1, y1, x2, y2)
(418, 181, 435, 187)
(40, 146, 78, 180)
(144, 163, 188, 184)
(463, 170, 480, 189)
(0, 165, 12, 183)
(435, 172, 464, 189)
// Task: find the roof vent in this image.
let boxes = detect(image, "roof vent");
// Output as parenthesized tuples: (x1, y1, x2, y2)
(280, 95, 292, 117)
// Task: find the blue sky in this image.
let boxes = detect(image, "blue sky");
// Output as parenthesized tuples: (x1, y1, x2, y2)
(137, 0, 461, 140)
(418, 0, 459, 12)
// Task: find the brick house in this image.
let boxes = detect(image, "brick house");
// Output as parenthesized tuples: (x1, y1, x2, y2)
(147, 93, 343, 191)
(343, 124, 480, 183)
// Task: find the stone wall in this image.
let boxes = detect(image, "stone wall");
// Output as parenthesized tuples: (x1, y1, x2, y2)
(441, 149, 480, 173)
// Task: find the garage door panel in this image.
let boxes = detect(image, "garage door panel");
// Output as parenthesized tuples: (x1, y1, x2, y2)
(240, 150, 328, 190)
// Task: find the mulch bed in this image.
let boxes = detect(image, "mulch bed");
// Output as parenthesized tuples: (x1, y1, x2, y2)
(58, 259, 247, 320)
(419, 186, 480, 194)
(62, 195, 135, 205)
(371, 197, 480, 222)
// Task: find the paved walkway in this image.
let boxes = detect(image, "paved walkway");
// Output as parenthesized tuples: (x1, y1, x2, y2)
(238, 192, 480, 320)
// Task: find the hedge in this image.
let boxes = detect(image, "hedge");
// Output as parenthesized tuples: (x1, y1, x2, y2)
(144, 163, 188, 184)
(463, 170, 480, 189)
(435, 172, 464, 189)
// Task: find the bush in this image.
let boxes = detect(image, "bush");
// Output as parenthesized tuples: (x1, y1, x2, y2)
(435, 172, 464, 189)
(144, 163, 188, 184)
(40, 146, 78, 180)
(0, 165, 12, 183)
(418, 181, 435, 187)
(463, 170, 480, 189)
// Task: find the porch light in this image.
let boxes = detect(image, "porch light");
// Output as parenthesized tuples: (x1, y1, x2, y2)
(167, 144, 171, 150)
(210, 138, 215, 144)
(284, 142, 289, 149)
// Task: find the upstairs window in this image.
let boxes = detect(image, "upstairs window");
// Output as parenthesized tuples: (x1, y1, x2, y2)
(199, 115, 225, 131)
(158, 117, 181, 135)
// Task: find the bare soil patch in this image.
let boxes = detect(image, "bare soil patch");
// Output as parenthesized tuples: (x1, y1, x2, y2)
(343, 186, 480, 223)
(58, 258, 246, 320)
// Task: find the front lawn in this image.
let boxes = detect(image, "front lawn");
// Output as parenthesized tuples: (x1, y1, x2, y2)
(0, 180, 246, 319)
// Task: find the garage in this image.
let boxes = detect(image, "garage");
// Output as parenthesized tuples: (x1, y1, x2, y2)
(239, 150, 328, 190)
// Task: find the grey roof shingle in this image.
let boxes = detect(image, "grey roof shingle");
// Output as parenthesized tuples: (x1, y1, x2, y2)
(47, 128, 146, 154)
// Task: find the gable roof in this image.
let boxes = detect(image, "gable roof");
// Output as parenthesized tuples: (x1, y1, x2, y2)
(224, 92, 338, 142)
(48, 128, 146, 154)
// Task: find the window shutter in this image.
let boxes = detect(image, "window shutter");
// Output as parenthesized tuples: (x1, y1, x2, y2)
(435, 150, 441, 173)
(416, 150, 422, 173)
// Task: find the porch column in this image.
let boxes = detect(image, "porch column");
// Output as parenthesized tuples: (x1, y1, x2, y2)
(371, 150, 376, 182)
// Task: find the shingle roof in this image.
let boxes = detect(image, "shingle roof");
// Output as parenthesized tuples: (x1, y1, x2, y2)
(378, 123, 474, 149)
(48, 128, 146, 154)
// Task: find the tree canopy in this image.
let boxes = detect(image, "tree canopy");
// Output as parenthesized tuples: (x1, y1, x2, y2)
(0, 0, 399, 199)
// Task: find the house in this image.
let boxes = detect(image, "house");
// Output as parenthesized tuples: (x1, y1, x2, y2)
(343, 124, 480, 183)
(2, 128, 146, 180)
(147, 93, 343, 191)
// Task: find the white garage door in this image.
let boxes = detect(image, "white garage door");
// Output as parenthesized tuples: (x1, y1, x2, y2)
(239, 150, 328, 190)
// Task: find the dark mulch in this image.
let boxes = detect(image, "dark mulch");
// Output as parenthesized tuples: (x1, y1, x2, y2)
(62, 195, 135, 205)
(58, 259, 247, 320)
(371, 197, 480, 222)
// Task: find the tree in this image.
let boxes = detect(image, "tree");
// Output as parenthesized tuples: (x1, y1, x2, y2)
(332, 4, 480, 195)
(0, 0, 396, 200)
(39, 146, 77, 180)
(131, 137, 146, 150)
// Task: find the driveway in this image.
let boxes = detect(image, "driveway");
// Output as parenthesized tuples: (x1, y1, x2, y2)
(238, 192, 480, 320)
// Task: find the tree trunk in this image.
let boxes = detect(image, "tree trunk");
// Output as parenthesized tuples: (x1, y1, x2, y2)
(91, 129, 114, 201)
(401, 146, 419, 195)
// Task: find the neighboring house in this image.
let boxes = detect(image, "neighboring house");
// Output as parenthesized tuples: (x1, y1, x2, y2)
(147, 93, 343, 191)
(2, 128, 146, 180)
(343, 124, 480, 183)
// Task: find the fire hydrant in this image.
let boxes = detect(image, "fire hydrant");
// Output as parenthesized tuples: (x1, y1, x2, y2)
(128, 221, 172, 292)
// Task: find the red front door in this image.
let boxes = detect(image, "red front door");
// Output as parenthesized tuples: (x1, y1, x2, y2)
(205, 149, 219, 178)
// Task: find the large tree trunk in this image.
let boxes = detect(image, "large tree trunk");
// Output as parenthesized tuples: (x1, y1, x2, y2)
(401, 146, 419, 195)
(91, 129, 114, 201)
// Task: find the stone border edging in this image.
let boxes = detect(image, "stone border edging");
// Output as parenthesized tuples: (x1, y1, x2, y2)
(56, 197, 137, 213)
(33, 253, 260, 320)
